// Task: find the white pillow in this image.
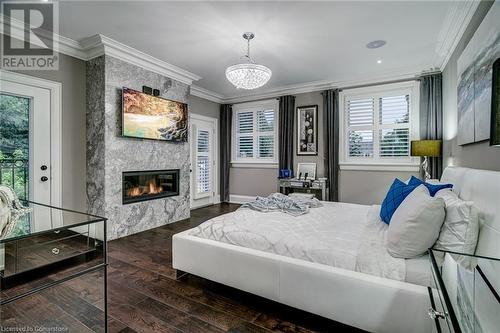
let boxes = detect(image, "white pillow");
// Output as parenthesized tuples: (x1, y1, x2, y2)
(434, 190, 479, 255)
(387, 185, 446, 258)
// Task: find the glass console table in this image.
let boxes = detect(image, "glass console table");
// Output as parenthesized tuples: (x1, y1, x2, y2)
(0, 201, 107, 332)
(429, 248, 500, 333)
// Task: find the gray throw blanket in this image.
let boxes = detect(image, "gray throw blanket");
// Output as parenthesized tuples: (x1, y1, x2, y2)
(240, 193, 322, 216)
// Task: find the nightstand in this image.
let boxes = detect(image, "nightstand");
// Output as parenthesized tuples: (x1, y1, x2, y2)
(428, 248, 500, 333)
(1, 201, 108, 332)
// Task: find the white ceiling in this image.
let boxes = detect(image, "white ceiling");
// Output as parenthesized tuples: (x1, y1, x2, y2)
(59, 1, 466, 100)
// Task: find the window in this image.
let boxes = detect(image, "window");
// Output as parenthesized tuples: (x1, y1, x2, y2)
(196, 129, 211, 194)
(340, 82, 419, 170)
(232, 99, 279, 166)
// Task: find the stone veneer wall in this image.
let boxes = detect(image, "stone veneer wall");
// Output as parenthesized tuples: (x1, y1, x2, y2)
(86, 55, 190, 240)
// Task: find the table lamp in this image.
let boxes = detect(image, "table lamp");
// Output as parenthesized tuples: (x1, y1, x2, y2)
(410, 140, 441, 181)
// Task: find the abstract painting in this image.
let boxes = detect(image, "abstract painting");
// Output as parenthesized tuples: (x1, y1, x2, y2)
(297, 105, 318, 155)
(122, 87, 188, 142)
(457, 2, 500, 145)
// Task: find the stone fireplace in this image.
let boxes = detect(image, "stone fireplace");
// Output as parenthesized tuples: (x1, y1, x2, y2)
(86, 55, 190, 240)
(122, 169, 179, 204)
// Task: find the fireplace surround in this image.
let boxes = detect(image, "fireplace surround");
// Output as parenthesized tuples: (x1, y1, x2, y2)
(122, 169, 179, 204)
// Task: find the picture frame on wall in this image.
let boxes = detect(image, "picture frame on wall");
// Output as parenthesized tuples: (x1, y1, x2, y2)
(456, 1, 500, 145)
(297, 105, 318, 155)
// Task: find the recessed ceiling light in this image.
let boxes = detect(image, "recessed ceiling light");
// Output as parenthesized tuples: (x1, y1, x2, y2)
(377, 60, 382, 64)
(366, 40, 386, 49)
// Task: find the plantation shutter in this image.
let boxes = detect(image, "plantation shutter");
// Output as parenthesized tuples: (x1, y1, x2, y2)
(379, 95, 410, 157)
(345, 93, 411, 160)
(346, 98, 374, 157)
(195, 128, 212, 197)
(257, 110, 275, 158)
(236, 111, 254, 158)
(234, 105, 277, 161)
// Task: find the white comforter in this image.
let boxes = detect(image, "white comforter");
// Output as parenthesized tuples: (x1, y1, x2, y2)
(190, 201, 406, 281)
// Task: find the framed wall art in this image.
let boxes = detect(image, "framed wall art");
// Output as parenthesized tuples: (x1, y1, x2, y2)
(297, 105, 318, 155)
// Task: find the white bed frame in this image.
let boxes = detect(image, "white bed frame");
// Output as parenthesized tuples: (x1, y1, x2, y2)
(173, 166, 500, 333)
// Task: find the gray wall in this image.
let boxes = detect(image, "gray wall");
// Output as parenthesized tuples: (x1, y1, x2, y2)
(443, 1, 500, 171)
(189, 95, 220, 119)
(229, 90, 417, 204)
(339, 170, 418, 205)
(294, 92, 325, 177)
(229, 91, 325, 197)
(12, 53, 87, 211)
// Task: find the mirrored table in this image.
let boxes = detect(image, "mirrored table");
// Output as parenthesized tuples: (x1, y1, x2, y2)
(429, 248, 500, 333)
(0, 201, 107, 332)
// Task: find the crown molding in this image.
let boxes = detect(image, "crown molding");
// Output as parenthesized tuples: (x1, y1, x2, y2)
(2, 0, 480, 102)
(221, 67, 424, 104)
(190, 85, 224, 103)
(0, 15, 201, 85)
(434, 0, 480, 70)
(80, 35, 201, 85)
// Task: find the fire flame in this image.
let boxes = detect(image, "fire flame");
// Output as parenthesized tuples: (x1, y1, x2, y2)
(127, 179, 163, 197)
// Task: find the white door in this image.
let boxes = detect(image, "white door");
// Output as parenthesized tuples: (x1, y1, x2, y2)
(1, 77, 53, 230)
(190, 115, 218, 209)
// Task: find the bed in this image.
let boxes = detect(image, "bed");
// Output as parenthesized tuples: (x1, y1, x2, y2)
(173, 167, 500, 333)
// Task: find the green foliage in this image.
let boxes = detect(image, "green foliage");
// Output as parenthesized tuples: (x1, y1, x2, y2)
(0, 94, 29, 157)
(0, 94, 29, 200)
(349, 131, 364, 156)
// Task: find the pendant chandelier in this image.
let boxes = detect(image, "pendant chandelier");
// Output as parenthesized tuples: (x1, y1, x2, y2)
(225, 32, 272, 90)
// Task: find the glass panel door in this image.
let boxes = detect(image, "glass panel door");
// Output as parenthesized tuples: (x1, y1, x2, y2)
(190, 116, 216, 208)
(0, 94, 30, 200)
(1, 78, 53, 233)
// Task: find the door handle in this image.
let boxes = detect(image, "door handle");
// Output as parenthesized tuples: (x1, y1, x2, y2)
(41, 176, 48, 182)
(41, 165, 47, 171)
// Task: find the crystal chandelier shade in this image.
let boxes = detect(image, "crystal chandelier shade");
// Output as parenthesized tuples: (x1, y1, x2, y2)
(225, 32, 272, 90)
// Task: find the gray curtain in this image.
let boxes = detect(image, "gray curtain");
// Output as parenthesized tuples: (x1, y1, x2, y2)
(220, 104, 232, 202)
(278, 95, 295, 172)
(420, 73, 443, 179)
(323, 89, 340, 201)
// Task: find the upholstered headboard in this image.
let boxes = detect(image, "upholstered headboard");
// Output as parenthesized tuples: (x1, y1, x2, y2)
(441, 166, 500, 258)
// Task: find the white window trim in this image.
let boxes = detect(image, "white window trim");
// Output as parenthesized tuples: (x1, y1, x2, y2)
(189, 113, 220, 207)
(0, 70, 62, 207)
(231, 99, 279, 167)
(339, 81, 420, 172)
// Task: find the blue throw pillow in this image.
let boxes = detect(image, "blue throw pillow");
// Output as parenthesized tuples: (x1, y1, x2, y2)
(408, 176, 453, 197)
(380, 178, 420, 224)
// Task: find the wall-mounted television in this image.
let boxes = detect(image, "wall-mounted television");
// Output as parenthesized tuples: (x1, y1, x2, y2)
(122, 87, 188, 142)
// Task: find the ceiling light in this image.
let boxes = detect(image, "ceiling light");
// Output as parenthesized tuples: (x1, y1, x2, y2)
(366, 40, 386, 49)
(377, 60, 382, 64)
(225, 32, 272, 90)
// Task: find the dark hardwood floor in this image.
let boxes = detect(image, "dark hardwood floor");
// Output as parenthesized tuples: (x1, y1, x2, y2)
(1, 204, 365, 333)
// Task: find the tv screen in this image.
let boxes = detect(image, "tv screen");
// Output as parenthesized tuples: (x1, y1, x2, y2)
(122, 87, 188, 142)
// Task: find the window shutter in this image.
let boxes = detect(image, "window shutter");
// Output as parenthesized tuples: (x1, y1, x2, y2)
(196, 129, 211, 194)
(348, 98, 374, 127)
(233, 101, 278, 163)
(347, 98, 374, 157)
(379, 95, 409, 125)
(379, 95, 410, 157)
(257, 110, 274, 132)
(257, 110, 275, 158)
(237, 111, 253, 133)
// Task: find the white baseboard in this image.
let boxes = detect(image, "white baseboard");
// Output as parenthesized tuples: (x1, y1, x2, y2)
(229, 194, 256, 204)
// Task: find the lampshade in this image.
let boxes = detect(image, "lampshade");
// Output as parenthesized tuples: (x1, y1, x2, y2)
(410, 140, 441, 157)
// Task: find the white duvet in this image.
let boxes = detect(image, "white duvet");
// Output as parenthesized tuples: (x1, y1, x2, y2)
(190, 201, 406, 282)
